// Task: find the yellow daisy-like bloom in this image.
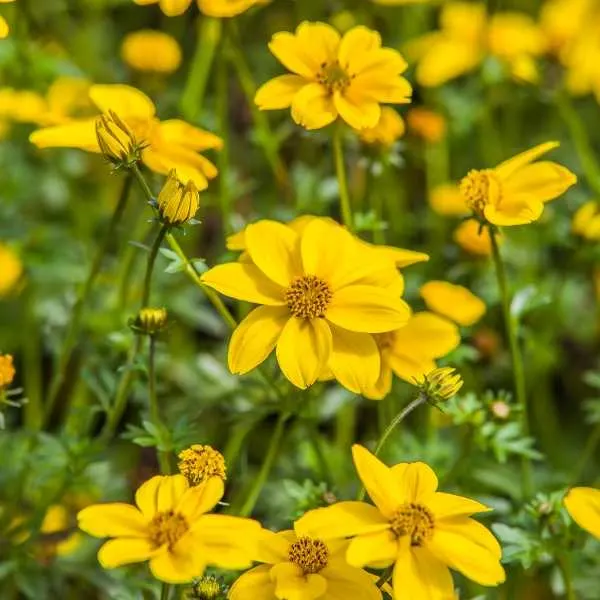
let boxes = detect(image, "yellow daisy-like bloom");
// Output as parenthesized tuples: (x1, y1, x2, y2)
(255, 22, 412, 130)
(201, 218, 411, 390)
(564, 487, 600, 539)
(77, 475, 260, 583)
(420, 281, 486, 327)
(459, 141, 577, 227)
(121, 30, 182, 73)
(132, 0, 265, 17)
(406, 107, 446, 143)
(358, 107, 405, 147)
(453, 219, 501, 257)
(30, 84, 222, 190)
(178, 445, 226, 485)
(572, 201, 600, 241)
(365, 312, 460, 400)
(0, 244, 22, 296)
(0, 354, 15, 388)
(229, 528, 382, 600)
(297, 445, 505, 600)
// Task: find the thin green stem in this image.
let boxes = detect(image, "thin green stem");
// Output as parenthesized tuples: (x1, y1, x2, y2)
(142, 226, 167, 308)
(376, 566, 393, 589)
(358, 395, 427, 501)
(238, 413, 289, 517)
(557, 553, 575, 600)
(217, 38, 232, 235)
(572, 422, 600, 483)
(23, 287, 42, 430)
(149, 335, 171, 474)
(333, 125, 353, 230)
(43, 174, 133, 428)
(489, 228, 532, 496)
(160, 582, 171, 600)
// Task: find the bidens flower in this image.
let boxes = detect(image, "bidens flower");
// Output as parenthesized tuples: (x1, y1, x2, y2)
(121, 30, 182, 73)
(572, 201, 600, 241)
(77, 474, 260, 583)
(178, 445, 226, 486)
(420, 281, 486, 327)
(459, 141, 576, 226)
(0, 354, 15, 388)
(229, 528, 382, 600)
(297, 445, 505, 600)
(564, 487, 600, 539)
(0, 0, 15, 39)
(133, 307, 169, 335)
(201, 218, 411, 390)
(0, 244, 22, 296)
(132, 0, 265, 18)
(453, 219, 500, 256)
(157, 169, 201, 226)
(418, 366, 463, 403)
(255, 22, 412, 130)
(406, 107, 446, 143)
(30, 84, 222, 190)
(358, 107, 405, 147)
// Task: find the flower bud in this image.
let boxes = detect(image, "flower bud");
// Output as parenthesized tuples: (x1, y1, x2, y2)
(157, 170, 200, 226)
(132, 307, 168, 336)
(184, 576, 223, 600)
(418, 367, 463, 404)
(95, 110, 140, 166)
(0, 354, 15, 388)
(178, 444, 226, 486)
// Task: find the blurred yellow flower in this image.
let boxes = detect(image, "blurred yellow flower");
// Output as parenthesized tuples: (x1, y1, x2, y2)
(429, 183, 468, 216)
(572, 201, 600, 240)
(0, 244, 22, 296)
(122, 30, 182, 73)
(373, 0, 432, 4)
(453, 219, 501, 256)
(132, 0, 193, 16)
(30, 84, 222, 190)
(540, 0, 593, 56)
(365, 312, 460, 399)
(40, 505, 83, 557)
(255, 22, 412, 130)
(132, 0, 265, 17)
(296, 445, 505, 599)
(420, 280, 486, 327)
(358, 107, 405, 147)
(407, 107, 446, 143)
(78, 474, 260, 583)
(564, 487, 600, 539)
(0, 354, 15, 388)
(178, 444, 226, 485)
(229, 528, 382, 600)
(0, 0, 14, 39)
(201, 218, 411, 390)
(459, 141, 576, 226)
(156, 169, 201, 225)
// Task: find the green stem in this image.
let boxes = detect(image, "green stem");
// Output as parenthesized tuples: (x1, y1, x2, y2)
(238, 413, 289, 517)
(557, 553, 575, 600)
(217, 37, 232, 235)
(376, 566, 393, 589)
(333, 125, 353, 230)
(149, 336, 170, 474)
(43, 174, 133, 428)
(23, 287, 42, 430)
(489, 228, 532, 496)
(572, 422, 600, 483)
(160, 582, 171, 600)
(358, 395, 426, 501)
(142, 226, 167, 308)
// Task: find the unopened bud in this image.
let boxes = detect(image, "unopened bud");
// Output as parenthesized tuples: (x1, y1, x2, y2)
(0, 354, 15, 388)
(157, 169, 200, 226)
(185, 576, 223, 600)
(96, 110, 140, 166)
(131, 307, 168, 335)
(418, 367, 463, 404)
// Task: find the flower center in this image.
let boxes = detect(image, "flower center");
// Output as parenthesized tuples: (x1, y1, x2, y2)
(390, 503, 435, 546)
(178, 444, 227, 486)
(317, 60, 354, 93)
(285, 275, 332, 319)
(459, 169, 501, 216)
(147, 510, 189, 549)
(288, 537, 329, 574)
(374, 331, 397, 351)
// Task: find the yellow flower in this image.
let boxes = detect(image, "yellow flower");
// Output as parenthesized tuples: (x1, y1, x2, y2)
(418, 366, 463, 403)
(459, 141, 577, 226)
(572, 201, 600, 240)
(0, 244, 22, 296)
(0, 354, 15, 388)
(30, 84, 222, 190)
(372, 0, 432, 4)
(297, 445, 505, 599)
(365, 312, 460, 400)
(229, 528, 382, 600)
(77, 474, 260, 583)
(406, 107, 446, 143)
(564, 487, 600, 539)
(0, 0, 15, 39)
(453, 219, 501, 256)
(540, 0, 594, 56)
(420, 281, 486, 327)
(156, 169, 201, 225)
(96, 110, 141, 166)
(132, 0, 265, 17)
(201, 218, 411, 390)
(135, 307, 169, 335)
(429, 183, 469, 216)
(122, 30, 182, 73)
(40, 505, 83, 557)
(358, 107, 405, 147)
(178, 445, 226, 485)
(255, 22, 412, 130)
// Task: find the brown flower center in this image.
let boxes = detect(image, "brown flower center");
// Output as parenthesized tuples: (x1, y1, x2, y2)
(285, 275, 332, 319)
(390, 503, 435, 546)
(374, 331, 397, 351)
(147, 510, 189, 549)
(459, 168, 501, 216)
(316, 60, 354, 93)
(288, 537, 329, 574)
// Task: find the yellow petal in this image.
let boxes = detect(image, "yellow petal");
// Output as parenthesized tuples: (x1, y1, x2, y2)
(327, 285, 410, 333)
(320, 562, 384, 600)
(149, 537, 206, 583)
(425, 492, 492, 519)
(98, 538, 156, 568)
(333, 91, 380, 130)
(503, 161, 576, 203)
(158, 0, 193, 16)
(229, 565, 275, 600)
(276, 317, 332, 389)
(254, 529, 292, 564)
(390, 312, 460, 359)
(226, 229, 246, 251)
(453, 219, 495, 256)
(155, 474, 189, 512)
(245, 220, 300, 287)
(345, 529, 398, 568)
(429, 183, 469, 216)
(392, 542, 455, 600)
(255, 75, 307, 110)
(389, 462, 439, 501)
(77, 503, 147, 538)
(386, 352, 436, 384)
(271, 562, 327, 600)
(228, 306, 288, 375)
(494, 141, 560, 179)
(29, 119, 99, 151)
(352, 445, 402, 517)
(420, 281, 486, 327)
(339, 26, 382, 70)
(0, 16, 8, 39)
(373, 245, 429, 268)
(159, 119, 223, 151)
(142, 147, 209, 191)
(291, 82, 338, 130)
(564, 487, 600, 539)
(176, 477, 225, 521)
(428, 517, 505, 585)
(415, 38, 482, 87)
(328, 326, 380, 395)
(200, 262, 285, 305)
(483, 194, 544, 226)
(135, 475, 162, 519)
(362, 362, 393, 401)
(89, 84, 155, 120)
(295, 501, 390, 539)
